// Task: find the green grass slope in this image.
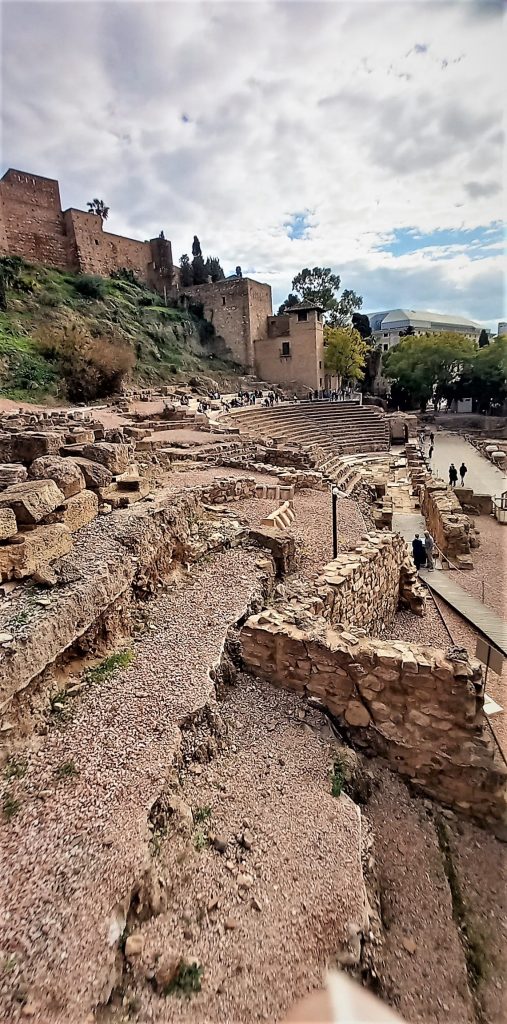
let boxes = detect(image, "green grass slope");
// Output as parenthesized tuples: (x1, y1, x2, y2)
(0, 257, 241, 403)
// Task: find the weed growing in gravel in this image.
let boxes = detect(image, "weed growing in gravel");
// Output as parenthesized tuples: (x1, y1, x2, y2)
(192, 805, 212, 824)
(330, 758, 346, 797)
(2, 956, 16, 975)
(2, 792, 21, 821)
(193, 828, 209, 852)
(163, 959, 203, 998)
(3, 758, 27, 781)
(48, 688, 73, 721)
(55, 760, 79, 780)
(85, 649, 134, 684)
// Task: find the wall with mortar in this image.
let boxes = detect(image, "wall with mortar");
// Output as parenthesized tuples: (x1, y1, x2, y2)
(0, 169, 176, 295)
(239, 609, 507, 833)
(185, 277, 272, 369)
(315, 532, 425, 632)
(421, 479, 476, 567)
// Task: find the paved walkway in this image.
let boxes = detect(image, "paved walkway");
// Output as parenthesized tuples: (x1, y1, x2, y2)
(429, 432, 506, 497)
(419, 568, 507, 657)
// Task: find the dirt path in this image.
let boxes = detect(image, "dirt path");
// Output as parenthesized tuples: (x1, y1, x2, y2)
(104, 674, 366, 1024)
(0, 549, 268, 1023)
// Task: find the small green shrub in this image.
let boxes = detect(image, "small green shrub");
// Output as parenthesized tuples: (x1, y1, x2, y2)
(193, 828, 209, 852)
(163, 959, 203, 998)
(48, 688, 73, 721)
(2, 792, 21, 821)
(330, 758, 345, 798)
(192, 805, 212, 824)
(55, 760, 78, 780)
(85, 649, 134, 684)
(73, 275, 106, 300)
(4, 758, 27, 782)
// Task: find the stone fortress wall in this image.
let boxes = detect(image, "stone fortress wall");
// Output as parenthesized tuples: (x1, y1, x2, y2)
(0, 169, 176, 295)
(186, 277, 273, 369)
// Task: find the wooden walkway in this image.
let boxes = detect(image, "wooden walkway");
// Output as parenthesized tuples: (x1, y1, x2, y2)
(419, 569, 507, 657)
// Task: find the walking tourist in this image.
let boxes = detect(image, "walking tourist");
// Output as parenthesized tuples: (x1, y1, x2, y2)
(430, 431, 435, 444)
(424, 531, 435, 570)
(459, 462, 468, 486)
(449, 463, 458, 488)
(412, 533, 426, 570)
(428, 444, 434, 461)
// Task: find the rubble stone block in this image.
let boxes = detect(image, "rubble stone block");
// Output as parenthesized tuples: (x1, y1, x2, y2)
(0, 463, 28, 490)
(29, 455, 86, 498)
(81, 442, 131, 474)
(46, 489, 99, 532)
(0, 523, 72, 580)
(0, 507, 17, 540)
(0, 479, 65, 525)
(12, 431, 63, 463)
(65, 457, 113, 491)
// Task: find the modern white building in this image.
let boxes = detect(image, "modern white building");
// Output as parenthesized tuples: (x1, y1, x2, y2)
(369, 308, 482, 352)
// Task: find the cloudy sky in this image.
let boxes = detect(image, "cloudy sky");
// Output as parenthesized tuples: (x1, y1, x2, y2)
(1, 0, 504, 329)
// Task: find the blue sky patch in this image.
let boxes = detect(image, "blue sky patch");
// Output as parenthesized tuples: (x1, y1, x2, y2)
(377, 222, 503, 257)
(284, 211, 312, 240)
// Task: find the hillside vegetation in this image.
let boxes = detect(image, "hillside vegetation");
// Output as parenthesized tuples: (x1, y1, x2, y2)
(0, 256, 240, 403)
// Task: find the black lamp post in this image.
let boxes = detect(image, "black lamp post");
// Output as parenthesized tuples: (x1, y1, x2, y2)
(332, 485, 339, 558)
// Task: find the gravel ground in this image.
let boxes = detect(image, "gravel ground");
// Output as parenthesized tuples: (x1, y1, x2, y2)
(365, 772, 474, 1024)
(107, 674, 365, 1024)
(0, 549, 271, 1024)
(162, 465, 279, 496)
(233, 488, 366, 585)
(448, 818, 507, 1024)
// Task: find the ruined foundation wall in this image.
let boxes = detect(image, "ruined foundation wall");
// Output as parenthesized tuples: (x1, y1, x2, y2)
(239, 610, 507, 832)
(421, 480, 475, 566)
(316, 532, 425, 633)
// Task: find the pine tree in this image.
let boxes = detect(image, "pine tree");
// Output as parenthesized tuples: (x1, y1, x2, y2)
(179, 254, 193, 288)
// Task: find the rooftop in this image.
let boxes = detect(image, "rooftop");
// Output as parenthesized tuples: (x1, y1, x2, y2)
(371, 308, 481, 329)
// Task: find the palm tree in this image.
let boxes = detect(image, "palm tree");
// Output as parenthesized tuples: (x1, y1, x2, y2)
(87, 198, 109, 221)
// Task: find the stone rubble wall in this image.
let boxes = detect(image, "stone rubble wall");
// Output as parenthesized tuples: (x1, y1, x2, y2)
(315, 532, 425, 633)
(421, 479, 478, 568)
(239, 609, 507, 834)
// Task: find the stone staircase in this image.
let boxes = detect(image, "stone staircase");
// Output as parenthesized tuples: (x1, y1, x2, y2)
(228, 401, 390, 458)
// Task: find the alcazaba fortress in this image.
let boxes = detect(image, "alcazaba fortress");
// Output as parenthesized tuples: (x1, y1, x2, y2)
(0, 168, 332, 391)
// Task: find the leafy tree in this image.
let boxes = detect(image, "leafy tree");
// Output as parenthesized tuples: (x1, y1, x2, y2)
(351, 312, 372, 340)
(192, 235, 202, 259)
(87, 198, 109, 221)
(204, 257, 225, 282)
(279, 267, 362, 324)
(383, 331, 476, 411)
(179, 254, 193, 288)
(478, 328, 489, 348)
(460, 337, 507, 412)
(277, 293, 299, 316)
(323, 325, 367, 385)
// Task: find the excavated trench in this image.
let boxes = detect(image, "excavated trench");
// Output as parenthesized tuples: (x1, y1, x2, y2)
(0, 490, 504, 1024)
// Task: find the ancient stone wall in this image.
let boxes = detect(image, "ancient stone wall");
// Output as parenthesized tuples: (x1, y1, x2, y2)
(316, 532, 425, 631)
(421, 479, 477, 568)
(0, 169, 70, 268)
(0, 169, 175, 295)
(239, 609, 507, 833)
(186, 278, 272, 368)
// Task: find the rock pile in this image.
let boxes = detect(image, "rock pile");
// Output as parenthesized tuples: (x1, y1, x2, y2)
(0, 416, 147, 580)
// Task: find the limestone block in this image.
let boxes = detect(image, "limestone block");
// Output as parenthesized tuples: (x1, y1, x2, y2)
(0, 507, 17, 540)
(344, 701, 371, 727)
(0, 524, 72, 580)
(0, 463, 28, 490)
(64, 429, 95, 445)
(61, 442, 131, 475)
(0, 479, 65, 525)
(65, 457, 113, 491)
(46, 490, 98, 532)
(11, 431, 63, 463)
(29, 455, 86, 498)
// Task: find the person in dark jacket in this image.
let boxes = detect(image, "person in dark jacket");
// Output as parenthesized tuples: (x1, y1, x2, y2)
(449, 463, 458, 487)
(459, 462, 468, 486)
(412, 533, 426, 570)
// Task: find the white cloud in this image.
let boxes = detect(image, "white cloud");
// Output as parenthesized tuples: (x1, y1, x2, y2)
(1, 0, 504, 327)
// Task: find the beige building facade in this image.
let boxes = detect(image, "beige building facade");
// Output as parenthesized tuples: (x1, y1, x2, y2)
(186, 277, 335, 391)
